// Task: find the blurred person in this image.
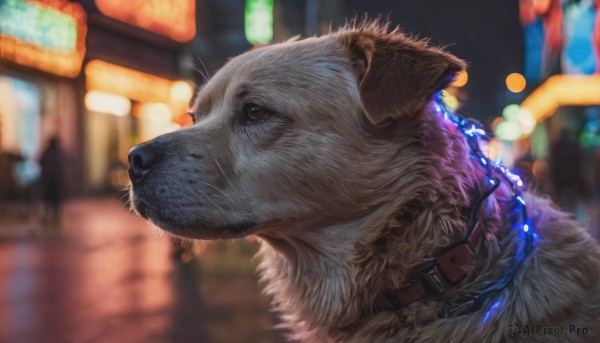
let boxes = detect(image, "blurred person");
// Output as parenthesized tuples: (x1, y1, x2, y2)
(549, 128, 585, 215)
(595, 147, 600, 198)
(39, 136, 66, 231)
(592, 147, 600, 238)
(0, 150, 24, 213)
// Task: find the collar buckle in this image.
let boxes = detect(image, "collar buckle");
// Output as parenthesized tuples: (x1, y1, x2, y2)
(422, 264, 451, 294)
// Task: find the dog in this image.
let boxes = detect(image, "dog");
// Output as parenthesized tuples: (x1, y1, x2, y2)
(128, 21, 600, 342)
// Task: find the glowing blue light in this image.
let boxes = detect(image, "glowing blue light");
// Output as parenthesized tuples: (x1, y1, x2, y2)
(464, 125, 486, 137)
(481, 299, 501, 325)
(430, 98, 539, 320)
(433, 97, 537, 259)
(508, 172, 522, 185)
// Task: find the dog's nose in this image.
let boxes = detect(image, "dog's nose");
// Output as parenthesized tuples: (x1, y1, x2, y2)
(128, 144, 162, 182)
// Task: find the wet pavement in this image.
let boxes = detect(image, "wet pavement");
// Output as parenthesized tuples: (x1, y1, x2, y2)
(0, 198, 283, 343)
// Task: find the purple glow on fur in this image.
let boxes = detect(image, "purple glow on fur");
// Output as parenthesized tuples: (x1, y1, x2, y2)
(434, 93, 537, 316)
(434, 90, 535, 240)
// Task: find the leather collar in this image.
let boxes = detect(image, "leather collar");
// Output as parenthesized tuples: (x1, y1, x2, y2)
(374, 181, 497, 316)
(372, 97, 535, 318)
(379, 224, 483, 309)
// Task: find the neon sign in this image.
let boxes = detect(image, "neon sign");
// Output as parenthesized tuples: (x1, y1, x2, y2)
(85, 60, 174, 104)
(521, 74, 600, 123)
(245, 0, 273, 44)
(0, 0, 86, 77)
(96, 0, 195, 43)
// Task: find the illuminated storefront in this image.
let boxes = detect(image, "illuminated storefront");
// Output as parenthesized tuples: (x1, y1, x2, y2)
(78, 0, 196, 192)
(83, 60, 193, 190)
(0, 0, 85, 201)
(1, 0, 196, 196)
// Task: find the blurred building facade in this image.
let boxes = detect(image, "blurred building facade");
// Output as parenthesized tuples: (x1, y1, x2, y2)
(0, 0, 85, 207)
(0, 0, 196, 203)
(512, 1, 600, 213)
(78, 0, 195, 193)
(491, 0, 600, 232)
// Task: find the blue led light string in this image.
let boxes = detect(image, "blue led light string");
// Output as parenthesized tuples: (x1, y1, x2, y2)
(434, 92, 536, 320)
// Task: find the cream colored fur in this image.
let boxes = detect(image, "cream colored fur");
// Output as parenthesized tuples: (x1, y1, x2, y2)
(129, 22, 600, 342)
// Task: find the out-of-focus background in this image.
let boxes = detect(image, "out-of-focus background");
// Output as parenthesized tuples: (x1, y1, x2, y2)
(0, 0, 599, 342)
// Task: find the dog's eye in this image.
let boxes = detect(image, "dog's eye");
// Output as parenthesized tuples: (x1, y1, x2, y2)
(243, 104, 271, 123)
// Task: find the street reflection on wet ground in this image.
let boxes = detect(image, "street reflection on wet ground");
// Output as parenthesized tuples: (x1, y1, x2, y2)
(0, 198, 284, 343)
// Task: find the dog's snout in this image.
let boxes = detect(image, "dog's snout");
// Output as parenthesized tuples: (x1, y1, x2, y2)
(128, 144, 162, 182)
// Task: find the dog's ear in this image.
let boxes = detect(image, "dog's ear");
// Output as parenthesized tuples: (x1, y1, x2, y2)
(337, 27, 466, 126)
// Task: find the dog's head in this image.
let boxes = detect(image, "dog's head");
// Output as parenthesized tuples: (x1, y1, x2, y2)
(128, 22, 466, 240)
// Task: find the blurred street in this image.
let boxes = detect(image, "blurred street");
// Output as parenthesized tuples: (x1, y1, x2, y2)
(0, 198, 283, 343)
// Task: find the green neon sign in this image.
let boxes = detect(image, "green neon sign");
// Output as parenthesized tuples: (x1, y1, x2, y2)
(245, 0, 273, 44)
(0, 0, 77, 52)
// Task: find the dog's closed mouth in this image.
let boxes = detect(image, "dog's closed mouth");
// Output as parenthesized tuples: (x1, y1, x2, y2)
(167, 221, 262, 240)
(155, 215, 259, 240)
(131, 191, 266, 239)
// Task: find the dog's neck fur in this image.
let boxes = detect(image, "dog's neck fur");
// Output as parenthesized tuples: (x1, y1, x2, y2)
(255, 104, 600, 342)
(256, 103, 486, 338)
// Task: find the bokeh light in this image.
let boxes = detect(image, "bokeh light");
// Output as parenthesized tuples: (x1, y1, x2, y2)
(84, 90, 131, 116)
(170, 81, 194, 104)
(452, 70, 468, 87)
(506, 72, 527, 93)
